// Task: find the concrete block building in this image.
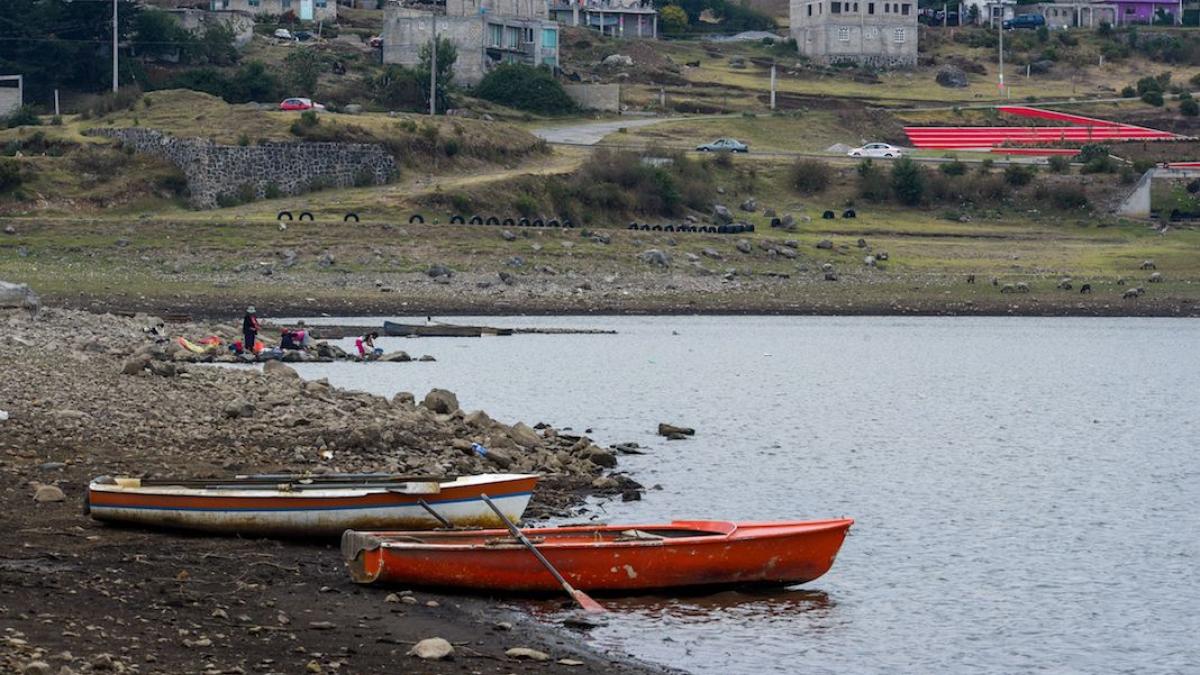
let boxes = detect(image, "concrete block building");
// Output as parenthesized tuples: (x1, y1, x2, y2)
(549, 0, 658, 39)
(789, 0, 918, 68)
(0, 75, 22, 118)
(381, 0, 560, 86)
(209, 0, 337, 23)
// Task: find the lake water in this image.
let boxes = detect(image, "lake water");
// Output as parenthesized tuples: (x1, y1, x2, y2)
(285, 315, 1200, 675)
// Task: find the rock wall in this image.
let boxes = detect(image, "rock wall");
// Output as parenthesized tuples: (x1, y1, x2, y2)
(87, 127, 397, 209)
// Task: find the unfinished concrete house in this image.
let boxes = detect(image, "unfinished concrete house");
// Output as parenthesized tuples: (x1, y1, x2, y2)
(549, 0, 658, 39)
(789, 0, 918, 68)
(209, 0, 337, 23)
(381, 0, 560, 86)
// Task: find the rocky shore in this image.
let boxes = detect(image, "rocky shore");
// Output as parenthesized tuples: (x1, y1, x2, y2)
(0, 306, 653, 674)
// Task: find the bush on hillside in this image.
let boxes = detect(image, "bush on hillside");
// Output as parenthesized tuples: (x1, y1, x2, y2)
(1142, 89, 1164, 106)
(475, 65, 576, 115)
(368, 65, 426, 111)
(857, 159, 890, 202)
(1182, 97, 1199, 116)
(4, 106, 41, 128)
(940, 160, 967, 176)
(890, 157, 925, 206)
(789, 159, 831, 194)
(1003, 164, 1036, 186)
(0, 158, 22, 193)
(1047, 155, 1071, 173)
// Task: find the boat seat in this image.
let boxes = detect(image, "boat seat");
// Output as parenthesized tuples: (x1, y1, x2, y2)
(615, 529, 667, 542)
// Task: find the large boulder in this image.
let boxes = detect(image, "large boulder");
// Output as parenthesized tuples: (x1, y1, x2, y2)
(936, 65, 969, 88)
(640, 249, 670, 268)
(602, 54, 633, 67)
(263, 360, 299, 379)
(658, 422, 695, 437)
(712, 205, 734, 224)
(422, 388, 459, 414)
(0, 280, 39, 315)
(378, 350, 412, 362)
(508, 422, 543, 448)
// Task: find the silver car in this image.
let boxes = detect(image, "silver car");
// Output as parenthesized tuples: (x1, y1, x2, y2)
(696, 138, 749, 153)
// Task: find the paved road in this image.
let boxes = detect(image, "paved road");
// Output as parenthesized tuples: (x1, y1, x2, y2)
(531, 116, 724, 145)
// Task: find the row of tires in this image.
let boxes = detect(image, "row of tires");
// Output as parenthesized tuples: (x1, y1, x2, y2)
(628, 222, 757, 234)
(414, 214, 576, 228)
(277, 211, 361, 222)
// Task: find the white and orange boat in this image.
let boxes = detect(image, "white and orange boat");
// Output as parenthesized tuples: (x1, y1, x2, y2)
(342, 519, 853, 593)
(85, 473, 538, 537)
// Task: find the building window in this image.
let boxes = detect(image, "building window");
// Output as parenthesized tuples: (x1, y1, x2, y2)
(807, 3, 812, 15)
(247, 0, 258, 5)
(315, 0, 326, 6)
(542, 27, 557, 48)
(281, 0, 291, 9)
(867, 2, 874, 13)
(901, 3, 909, 14)
(488, 23, 502, 47)
(838, 26, 850, 41)
(894, 27, 906, 42)
(831, 1, 841, 13)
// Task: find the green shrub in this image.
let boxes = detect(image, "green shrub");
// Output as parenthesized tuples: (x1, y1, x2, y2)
(857, 159, 889, 201)
(264, 183, 282, 199)
(890, 157, 925, 205)
(1045, 183, 1088, 209)
(474, 64, 577, 115)
(1182, 97, 1199, 116)
(1003, 164, 1037, 186)
(513, 193, 539, 217)
(978, 158, 995, 174)
(1120, 85, 1136, 98)
(237, 133, 250, 147)
(156, 171, 189, 197)
(353, 168, 375, 188)
(789, 158, 831, 194)
(50, 115, 62, 126)
(0, 158, 22, 193)
(1142, 90, 1164, 106)
(443, 138, 460, 157)
(940, 160, 967, 176)
(368, 65, 426, 111)
(5, 106, 41, 128)
(1047, 155, 1071, 173)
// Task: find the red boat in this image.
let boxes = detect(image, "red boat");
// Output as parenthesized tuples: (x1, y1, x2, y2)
(342, 519, 853, 593)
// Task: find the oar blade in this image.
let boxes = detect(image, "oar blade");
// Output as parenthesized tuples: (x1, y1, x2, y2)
(572, 589, 606, 614)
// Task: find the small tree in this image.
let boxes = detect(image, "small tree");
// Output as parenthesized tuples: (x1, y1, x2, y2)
(890, 157, 925, 206)
(417, 37, 457, 114)
(857, 159, 889, 201)
(4, 106, 41, 129)
(228, 61, 282, 103)
(1182, 97, 1200, 116)
(660, 5, 689, 35)
(1004, 164, 1036, 186)
(284, 50, 323, 98)
(0, 158, 22, 193)
(789, 158, 831, 194)
(370, 65, 426, 111)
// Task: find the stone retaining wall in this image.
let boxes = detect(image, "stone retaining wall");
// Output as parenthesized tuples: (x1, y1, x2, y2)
(87, 127, 397, 209)
(563, 84, 621, 113)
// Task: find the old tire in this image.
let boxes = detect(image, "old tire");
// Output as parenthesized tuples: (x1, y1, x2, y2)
(343, 213, 360, 222)
(277, 211, 294, 221)
(409, 214, 425, 224)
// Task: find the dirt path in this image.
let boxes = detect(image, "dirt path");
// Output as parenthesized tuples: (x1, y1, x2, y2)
(532, 116, 725, 146)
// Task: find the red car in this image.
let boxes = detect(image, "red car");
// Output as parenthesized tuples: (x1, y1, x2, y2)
(279, 97, 326, 112)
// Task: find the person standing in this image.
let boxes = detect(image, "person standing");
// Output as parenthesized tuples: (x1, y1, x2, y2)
(242, 306, 260, 354)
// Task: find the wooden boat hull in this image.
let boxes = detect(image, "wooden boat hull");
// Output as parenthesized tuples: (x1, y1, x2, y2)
(343, 519, 853, 593)
(86, 473, 538, 537)
(382, 321, 513, 338)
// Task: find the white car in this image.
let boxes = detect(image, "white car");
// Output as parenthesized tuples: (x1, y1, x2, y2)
(848, 143, 904, 158)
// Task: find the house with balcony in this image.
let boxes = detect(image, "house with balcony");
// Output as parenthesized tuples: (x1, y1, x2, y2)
(789, 0, 918, 68)
(209, 0, 337, 22)
(549, 0, 658, 39)
(381, 0, 560, 86)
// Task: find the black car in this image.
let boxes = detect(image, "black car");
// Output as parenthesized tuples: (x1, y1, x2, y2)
(1002, 13, 1046, 29)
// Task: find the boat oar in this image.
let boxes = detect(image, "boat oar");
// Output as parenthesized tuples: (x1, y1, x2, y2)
(479, 493, 605, 614)
(417, 499, 454, 529)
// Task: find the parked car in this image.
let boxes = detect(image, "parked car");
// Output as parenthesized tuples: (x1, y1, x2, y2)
(1003, 13, 1046, 29)
(294, 30, 315, 42)
(847, 142, 904, 158)
(279, 98, 326, 111)
(273, 28, 296, 41)
(696, 138, 749, 153)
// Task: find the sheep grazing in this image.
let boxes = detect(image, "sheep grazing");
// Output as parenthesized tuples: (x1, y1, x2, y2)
(967, 274, 976, 284)
(1140, 260, 1157, 270)
(1122, 287, 1145, 299)
(1015, 282, 1030, 293)
(1149, 272, 1163, 283)
(1080, 283, 1092, 294)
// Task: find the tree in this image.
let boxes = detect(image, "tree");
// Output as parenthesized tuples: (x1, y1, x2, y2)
(228, 61, 282, 103)
(417, 37, 457, 114)
(1181, 97, 1199, 116)
(890, 157, 925, 206)
(475, 64, 577, 115)
(284, 50, 323, 98)
(660, 5, 689, 35)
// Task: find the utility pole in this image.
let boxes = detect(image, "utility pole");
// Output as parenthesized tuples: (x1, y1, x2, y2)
(997, 9, 1005, 99)
(769, 64, 776, 111)
(112, 0, 119, 92)
(429, 14, 437, 116)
